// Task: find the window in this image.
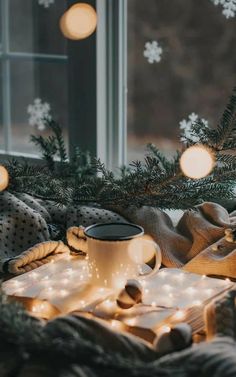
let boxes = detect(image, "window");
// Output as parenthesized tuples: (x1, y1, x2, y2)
(1, 1, 234, 168)
(126, 0, 236, 162)
(0, 0, 97, 159)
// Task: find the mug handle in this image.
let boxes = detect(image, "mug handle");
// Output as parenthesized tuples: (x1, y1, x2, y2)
(137, 236, 162, 278)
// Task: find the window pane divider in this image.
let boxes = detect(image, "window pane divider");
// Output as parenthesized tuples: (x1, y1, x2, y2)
(96, 0, 127, 170)
(0, 52, 68, 62)
(1, 0, 11, 152)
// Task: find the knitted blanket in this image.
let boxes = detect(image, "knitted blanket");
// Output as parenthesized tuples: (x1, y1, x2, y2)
(1, 191, 236, 277)
(1, 192, 236, 376)
(1, 306, 236, 377)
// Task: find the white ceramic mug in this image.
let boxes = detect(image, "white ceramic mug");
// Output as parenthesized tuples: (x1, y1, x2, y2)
(83, 223, 162, 291)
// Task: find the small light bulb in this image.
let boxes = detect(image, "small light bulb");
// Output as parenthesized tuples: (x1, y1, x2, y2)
(180, 145, 215, 179)
(185, 287, 196, 295)
(0, 165, 9, 191)
(174, 273, 185, 281)
(204, 288, 213, 296)
(60, 289, 68, 297)
(157, 325, 171, 336)
(30, 272, 39, 279)
(172, 310, 186, 321)
(103, 300, 113, 308)
(60, 3, 97, 40)
(159, 270, 167, 278)
(125, 318, 137, 326)
(111, 320, 123, 330)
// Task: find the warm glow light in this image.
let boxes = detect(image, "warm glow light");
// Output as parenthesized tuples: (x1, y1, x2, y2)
(185, 287, 196, 295)
(32, 302, 46, 313)
(0, 165, 9, 191)
(204, 288, 213, 296)
(159, 270, 168, 278)
(157, 325, 171, 336)
(172, 310, 186, 321)
(111, 320, 124, 330)
(174, 273, 185, 281)
(180, 145, 215, 179)
(59, 289, 68, 297)
(103, 300, 114, 309)
(29, 272, 39, 279)
(60, 3, 97, 40)
(125, 317, 138, 326)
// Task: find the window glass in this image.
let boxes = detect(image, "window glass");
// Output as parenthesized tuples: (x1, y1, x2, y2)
(0, 62, 3, 151)
(9, 0, 67, 55)
(10, 60, 68, 154)
(0, 0, 69, 156)
(127, 0, 236, 161)
(0, 4, 3, 151)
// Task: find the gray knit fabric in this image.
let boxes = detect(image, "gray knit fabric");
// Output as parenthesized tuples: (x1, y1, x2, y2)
(0, 191, 127, 260)
(1, 191, 236, 275)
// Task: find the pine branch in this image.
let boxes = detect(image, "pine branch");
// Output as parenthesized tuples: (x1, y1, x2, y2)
(214, 87, 236, 150)
(46, 118, 68, 163)
(4, 87, 236, 210)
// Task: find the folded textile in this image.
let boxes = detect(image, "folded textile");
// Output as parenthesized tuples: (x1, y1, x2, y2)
(205, 287, 236, 340)
(113, 202, 236, 277)
(1, 301, 236, 377)
(1, 191, 236, 277)
(3, 241, 70, 275)
(0, 191, 126, 273)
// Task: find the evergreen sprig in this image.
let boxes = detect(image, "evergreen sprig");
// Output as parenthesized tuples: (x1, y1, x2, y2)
(5, 88, 236, 209)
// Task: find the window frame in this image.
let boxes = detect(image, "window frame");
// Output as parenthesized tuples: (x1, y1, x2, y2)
(0, 0, 69, 158)
(0, 0, 127, 170)
(96, 0, 127, 170)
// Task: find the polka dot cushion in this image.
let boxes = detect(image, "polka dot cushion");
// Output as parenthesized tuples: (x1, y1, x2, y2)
(0, 192, 51, 258)
(66, 206, 127, 228)
(0, 192, 127, 261)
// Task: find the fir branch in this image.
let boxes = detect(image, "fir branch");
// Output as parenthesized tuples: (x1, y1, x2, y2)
(4, 87, 236, 209)
(214, 87, 236, 150)
(46, 118, 68, 163)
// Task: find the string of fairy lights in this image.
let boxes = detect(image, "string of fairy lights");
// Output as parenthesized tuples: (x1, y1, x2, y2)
(0, 1, 226, 344)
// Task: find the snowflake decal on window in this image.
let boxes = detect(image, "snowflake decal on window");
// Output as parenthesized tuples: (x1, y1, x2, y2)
(179, 113, 209, 142)
(143, 41, 163, 64)
(211, 0, 236, 18)
(27, 98, 52, 131)
(38, 0, 55, 8)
